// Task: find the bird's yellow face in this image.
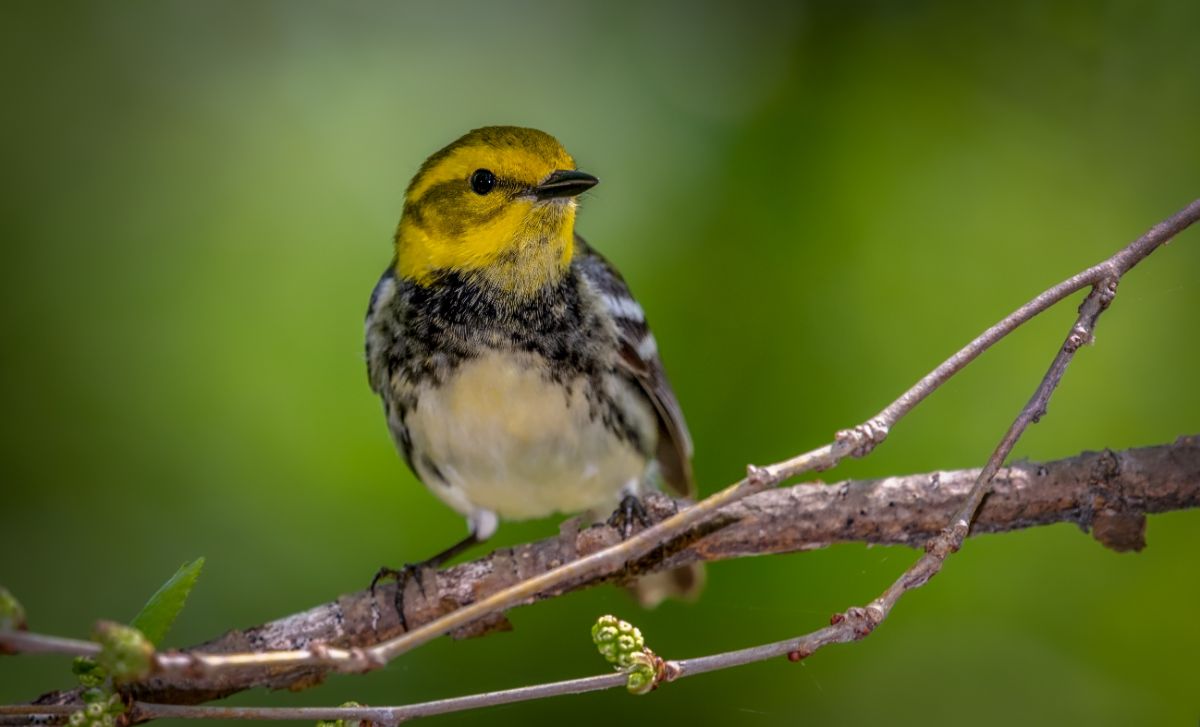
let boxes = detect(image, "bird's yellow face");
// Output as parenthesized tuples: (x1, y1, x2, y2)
(395, 126, 598, 296)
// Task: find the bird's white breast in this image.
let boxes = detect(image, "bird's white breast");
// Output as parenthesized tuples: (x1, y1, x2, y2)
(402, 350, 655, 521)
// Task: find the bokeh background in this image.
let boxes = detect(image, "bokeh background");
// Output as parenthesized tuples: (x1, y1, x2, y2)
(2, 2, 1198, 725)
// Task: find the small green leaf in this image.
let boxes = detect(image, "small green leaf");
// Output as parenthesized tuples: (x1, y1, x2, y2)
(130, 557, 204, 645)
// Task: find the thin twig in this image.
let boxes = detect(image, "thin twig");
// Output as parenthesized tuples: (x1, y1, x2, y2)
(665, 201, 1200, 678)
(0, 632, 100, 658)
(671, 282, 1126, 677)
(132, 672, 630, 724)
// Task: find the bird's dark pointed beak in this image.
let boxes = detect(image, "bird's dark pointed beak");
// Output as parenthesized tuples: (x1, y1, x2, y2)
(533, 169, 599, 200)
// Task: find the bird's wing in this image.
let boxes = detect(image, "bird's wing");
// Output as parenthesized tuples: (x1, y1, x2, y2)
(364, 266, 418, 472)
(575, 237, 695, 498)
(365, 266, 400, 396)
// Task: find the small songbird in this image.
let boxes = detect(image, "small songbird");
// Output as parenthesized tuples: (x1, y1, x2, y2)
(365, 126, 700, 604)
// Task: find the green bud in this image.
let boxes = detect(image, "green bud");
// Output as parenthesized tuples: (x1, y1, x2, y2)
(591, 615, 661, 694)
(92, 621, 153, 683)
(625, 651, 658, 695)
(0, 587, 25, 631)
(68, 711, 87, 727)
(590, 615, 645, 668)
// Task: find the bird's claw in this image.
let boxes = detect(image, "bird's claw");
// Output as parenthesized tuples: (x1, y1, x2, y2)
(608, 494, 651, 539)
(370, 563, 425, 595)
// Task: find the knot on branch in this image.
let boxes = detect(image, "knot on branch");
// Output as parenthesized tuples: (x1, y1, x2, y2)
(899, 523, 967, 590)
(833, 605, 884, 639)
(835, 420, 889, 459)
(1083, 449, 1146, 552)
(745, 464, 776, 489)
(1090, 510, 1146, 553)
(1097, 276, 1119, 307)
(1064, 328, 1091, 353)
(925, 520, 968, 557)
(786, 647, 812, 662)
(649, 651, 680, 691)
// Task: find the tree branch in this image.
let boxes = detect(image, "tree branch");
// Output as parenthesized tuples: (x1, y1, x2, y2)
(3, 439, 1197, 725)
(11, 437, 1198, 716)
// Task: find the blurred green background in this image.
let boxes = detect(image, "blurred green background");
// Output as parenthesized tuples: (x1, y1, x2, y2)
(2, 2, 1198, 725)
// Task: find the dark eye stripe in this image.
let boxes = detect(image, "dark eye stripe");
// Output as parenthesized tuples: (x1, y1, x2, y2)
(407, 179, 513, 237)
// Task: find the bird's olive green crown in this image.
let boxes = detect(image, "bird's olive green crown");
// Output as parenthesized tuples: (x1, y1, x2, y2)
(394, 126, 598, 296)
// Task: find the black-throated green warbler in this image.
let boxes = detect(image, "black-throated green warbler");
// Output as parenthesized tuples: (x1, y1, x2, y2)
(365, 127, 700, 604)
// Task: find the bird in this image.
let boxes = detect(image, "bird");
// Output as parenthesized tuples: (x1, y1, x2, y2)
(364, 126, 700, 605)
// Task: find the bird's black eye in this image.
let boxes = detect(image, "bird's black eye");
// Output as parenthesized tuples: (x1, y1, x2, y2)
(470, 168, 497, 195)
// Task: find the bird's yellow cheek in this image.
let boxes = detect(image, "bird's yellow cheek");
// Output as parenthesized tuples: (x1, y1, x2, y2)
(396, 202, 528, 282)
(455, 202, 536, 267)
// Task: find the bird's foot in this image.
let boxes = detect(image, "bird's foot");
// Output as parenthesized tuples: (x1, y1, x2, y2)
(607, 493, 652, 539)
(369, 562, 428, 596)
(370, 562, 434, 633)
(369, 531, 482, 600)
